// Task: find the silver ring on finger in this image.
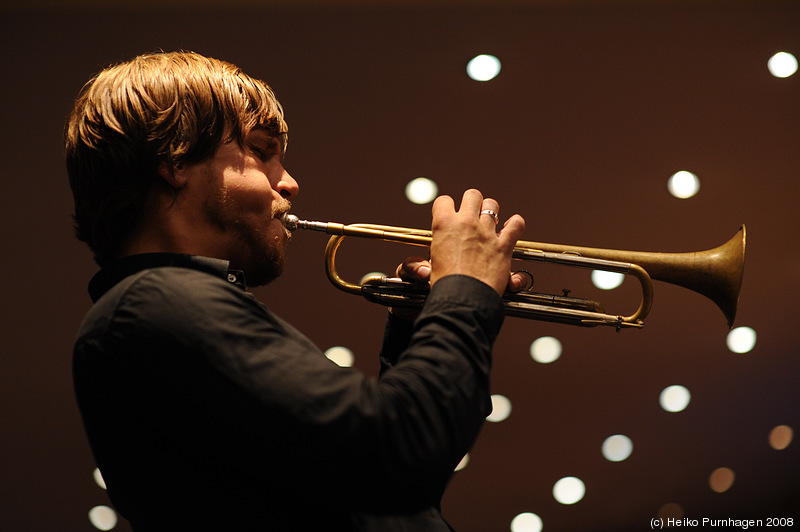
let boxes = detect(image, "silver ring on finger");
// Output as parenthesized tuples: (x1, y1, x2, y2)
(480, 209, 499, 224)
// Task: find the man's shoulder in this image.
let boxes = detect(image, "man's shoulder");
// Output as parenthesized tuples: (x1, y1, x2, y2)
(78, 265, 254, 342)
(108, 264, 239, 304)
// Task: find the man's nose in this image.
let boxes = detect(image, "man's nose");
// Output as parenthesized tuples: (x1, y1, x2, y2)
(276, 167, 299, 199)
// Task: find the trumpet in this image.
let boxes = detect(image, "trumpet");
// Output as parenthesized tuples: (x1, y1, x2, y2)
(282, 214, 746, 330)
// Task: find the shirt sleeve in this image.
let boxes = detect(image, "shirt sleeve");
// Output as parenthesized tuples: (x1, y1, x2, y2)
(378, 311, 414, 375)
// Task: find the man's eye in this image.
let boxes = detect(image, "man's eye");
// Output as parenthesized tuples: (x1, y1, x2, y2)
(251, 143, 282, 162)
(250, 146, 267, 160)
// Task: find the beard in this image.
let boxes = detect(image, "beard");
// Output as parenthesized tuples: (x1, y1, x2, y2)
(230, 218, 289, 287)
(203, 187, 292, 288)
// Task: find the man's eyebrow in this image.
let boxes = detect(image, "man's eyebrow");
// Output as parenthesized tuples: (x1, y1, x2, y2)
(248, 128, 281, 145)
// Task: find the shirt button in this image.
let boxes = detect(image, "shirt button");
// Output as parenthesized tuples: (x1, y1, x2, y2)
(227, 273, 237, 283)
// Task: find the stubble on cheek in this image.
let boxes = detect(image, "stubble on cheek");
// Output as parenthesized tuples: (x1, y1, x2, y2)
(201, 185, 293, 286)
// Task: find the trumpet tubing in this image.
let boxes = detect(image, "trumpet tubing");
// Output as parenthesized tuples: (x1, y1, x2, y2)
(282, 214, 746, 330)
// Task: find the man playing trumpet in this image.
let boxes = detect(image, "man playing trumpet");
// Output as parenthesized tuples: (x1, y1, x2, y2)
(66, 50, 526, 531)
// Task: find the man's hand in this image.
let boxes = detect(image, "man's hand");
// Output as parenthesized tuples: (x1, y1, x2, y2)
(389, 190, 527, 320)
(388, 256, 431, 321)
(429, 189, 526, 296)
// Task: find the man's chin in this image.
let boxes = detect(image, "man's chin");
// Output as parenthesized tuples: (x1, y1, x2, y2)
(244, 253, 286, 287)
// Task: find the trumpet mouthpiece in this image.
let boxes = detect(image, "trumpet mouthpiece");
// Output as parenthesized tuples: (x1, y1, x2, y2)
(281, 213, 300, 231)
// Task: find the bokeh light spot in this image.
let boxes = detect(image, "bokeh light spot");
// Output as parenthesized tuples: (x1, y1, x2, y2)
(660, 385, 691, 413)
(530, 336, 562, 364)
(553, 476, 585, 505)
(467, 54, 501, 81)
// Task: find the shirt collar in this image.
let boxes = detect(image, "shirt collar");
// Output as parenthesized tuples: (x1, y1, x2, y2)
(87, 253, 247, 302)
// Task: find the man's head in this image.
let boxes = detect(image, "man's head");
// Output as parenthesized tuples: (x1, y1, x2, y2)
(65, 51, 291, 272)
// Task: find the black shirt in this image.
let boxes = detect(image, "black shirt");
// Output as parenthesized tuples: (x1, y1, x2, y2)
(73, 253, 505, 531)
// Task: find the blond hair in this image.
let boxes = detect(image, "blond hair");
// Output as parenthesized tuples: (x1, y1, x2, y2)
(65, 51, 288, 266)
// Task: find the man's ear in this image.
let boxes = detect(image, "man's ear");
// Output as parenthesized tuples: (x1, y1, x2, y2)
(157, 161, 189, 189)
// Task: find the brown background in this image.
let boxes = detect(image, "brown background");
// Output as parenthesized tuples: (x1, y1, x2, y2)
(2, 1, 798, 530)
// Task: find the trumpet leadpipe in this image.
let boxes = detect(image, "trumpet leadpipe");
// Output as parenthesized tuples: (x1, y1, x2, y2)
(282, 214, 432, 246)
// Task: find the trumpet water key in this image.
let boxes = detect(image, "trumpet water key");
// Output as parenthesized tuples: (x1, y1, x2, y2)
(281, 214, 746, 331)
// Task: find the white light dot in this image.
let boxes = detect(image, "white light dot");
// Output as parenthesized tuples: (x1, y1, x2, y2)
(530, 336, 562, 364)
(487, 394, 512, 422)
(467, 54, 501, 81)
(553, 476, 585, 505)
(405, 177, 438, 205)
(591, 270, 625, 290)
(660, 385, 691, 413)
(455, 453, 469, 471)
(602, 434, 634, 462)
(726, 326, 756, 354)
(667, 171, 700, 199)
(768, 52, 798, 78)
(510, 512, 543, 532)
(325, 346, 354, 367)
(88, 505, 118, 531)
(93, 468, 107, 490)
